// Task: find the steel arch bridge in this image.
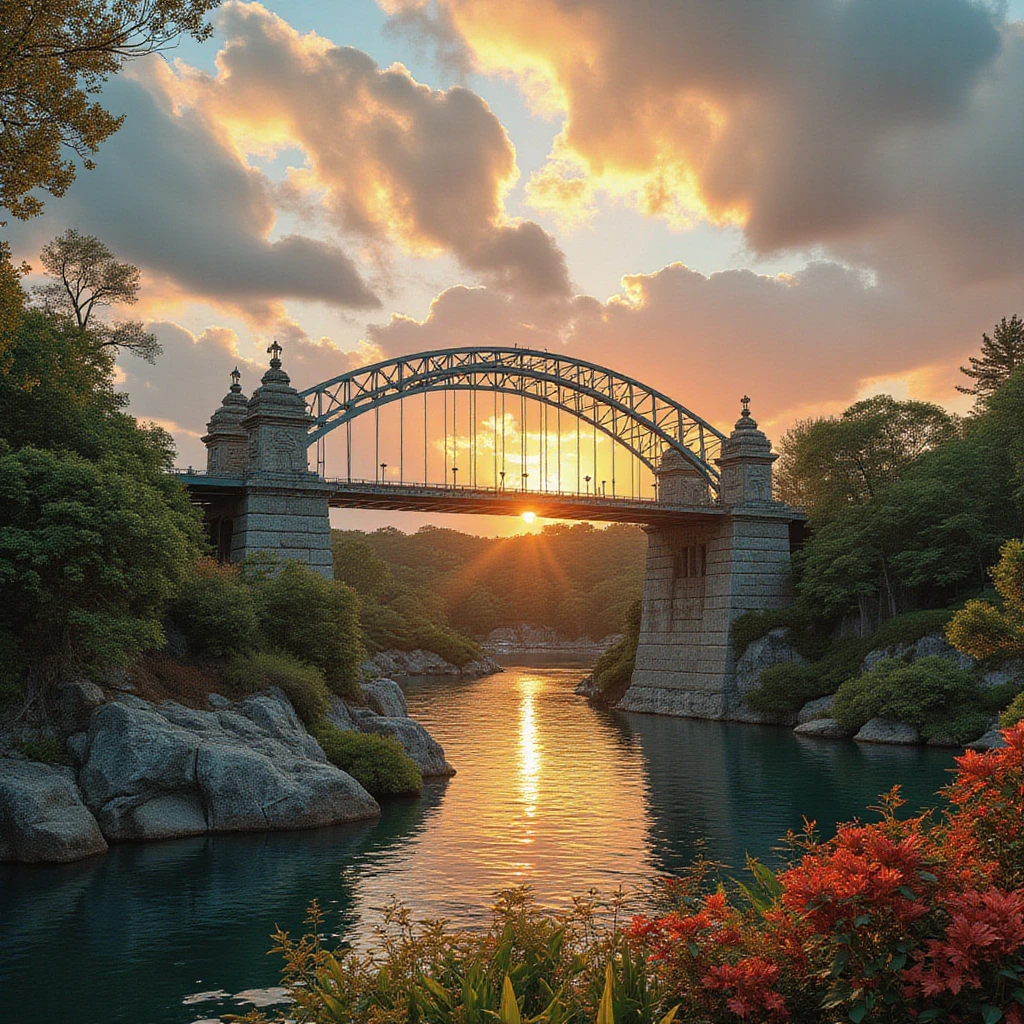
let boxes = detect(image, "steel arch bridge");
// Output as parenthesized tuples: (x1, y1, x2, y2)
(299, 347, 727, 495)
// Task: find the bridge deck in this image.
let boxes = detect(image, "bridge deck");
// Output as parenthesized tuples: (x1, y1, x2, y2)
(174, 472, 754, 526)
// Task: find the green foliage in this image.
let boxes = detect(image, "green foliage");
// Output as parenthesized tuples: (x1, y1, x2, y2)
(224, 651, 330, 728)
(958, 314, 1024, 403)
(168, 558, 260, 659)
(309, 721, 422, 797)
(0, 442, 202, 683)
(591, 598, 641, 704)
(832, 657, 996, 741)
(999, 691, 1024, 729)
(250, 560, 364, 699)
(774, 395, 957, 525)
(948, 539, 1024, 661)
(731, 607, 828, 661)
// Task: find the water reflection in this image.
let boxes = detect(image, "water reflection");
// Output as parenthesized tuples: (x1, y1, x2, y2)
(0, 668, 957, 1024)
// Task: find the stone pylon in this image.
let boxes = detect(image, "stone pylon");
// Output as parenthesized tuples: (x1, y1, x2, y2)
(201, 344, 334, 577)
(619, 398, 798, 720)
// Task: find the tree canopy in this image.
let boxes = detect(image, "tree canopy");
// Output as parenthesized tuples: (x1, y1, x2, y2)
(0, 0, 221, 220)
(958, 314, 1024, 404)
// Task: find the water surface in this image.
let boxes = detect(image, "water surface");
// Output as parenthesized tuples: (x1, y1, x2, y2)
(0, 667, 957, 1024)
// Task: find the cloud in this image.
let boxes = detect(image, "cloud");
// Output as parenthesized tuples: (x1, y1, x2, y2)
(171, 2, 570, 298)
(366, 262, 1021, 434)
(5, 72, 379, 319)
(386, 0, 1024, 284)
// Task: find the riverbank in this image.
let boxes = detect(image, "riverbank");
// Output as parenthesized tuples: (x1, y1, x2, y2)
(0, 675, 455, 865)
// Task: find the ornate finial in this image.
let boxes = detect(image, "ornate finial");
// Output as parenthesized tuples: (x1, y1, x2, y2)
(230, 366, 242, 392)
(268, 339, 283, 368)
(741, 395, 751, 418)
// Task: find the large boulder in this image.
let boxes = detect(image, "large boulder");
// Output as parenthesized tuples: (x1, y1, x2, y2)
(54, 679, 105, 733)
(793, 718, 849, 739)
(796, 695, 836, 724)
(78, 692, 379, 842)
(357, 715, 455, 777)
(735, 628, 806, 701)
(854, 718, 921, 745)
(861, 632, 974, 675)
(0, 759, 107, 863)
(360, 679, 408, 718)
(967, 726, 1008, 751)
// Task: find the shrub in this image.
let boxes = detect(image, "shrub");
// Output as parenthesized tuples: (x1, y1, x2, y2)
(168, 558, 261, 659)
(1000, 691, 1024, 729)
(18, 736, 66, 764)
(591, 597, 641, 704)
(224, 651, 330, 728)
(249, 560, 364, 698)
(309, 721, 421, 796)
(744, 662, 831, 715)
(833, 656, 992, 741)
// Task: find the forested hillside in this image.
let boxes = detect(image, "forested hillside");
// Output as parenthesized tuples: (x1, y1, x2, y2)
(332, 523, 647, 650)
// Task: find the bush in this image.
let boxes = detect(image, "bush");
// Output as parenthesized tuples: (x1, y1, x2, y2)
(590, 597, 641, 704)
(168, 558, 261, 659)
(224, 651, 330, 728)
(18, 736, 66, 764)
(833, 656, 994, 741)
(309, 721, 421, 796)
(1000, 691, 1024, 729)
(250, 560, 364, 698)
(744, 662, 831, 715)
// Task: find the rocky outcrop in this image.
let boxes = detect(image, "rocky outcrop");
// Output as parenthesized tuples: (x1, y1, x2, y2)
(0, 760, 107, 863)
(735, 629, 806, 700)
(967, 727, 1008, 751)
(796, 695, 835, 724)
(360, 650, 502, 680)
(485, 624, 620, 654)
(854, 718, 921, 745)
(360, 679, 408, 718)
(793, 718, 849, 739)
(78, 691, 379, 841)
(358, 715, 455, 777)
(861, 633, 973, 674)
(575, 674, 598, 699)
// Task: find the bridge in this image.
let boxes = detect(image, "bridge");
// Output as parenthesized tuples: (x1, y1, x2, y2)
(179, 343, 802, 722)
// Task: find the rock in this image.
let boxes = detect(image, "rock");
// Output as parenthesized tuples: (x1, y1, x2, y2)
(78, 691, 379, 842)
(861, 632, 974, 674)
(980, 660, 1024, 689)
(357, 715, 455, 777)
(967, 728, 1007, 751)
(54, 679, 105, 732)
(359, 679, 408, 718)
(735, 628, 806, 701)
(324, 697, 356, 732)
(65, 731, 88, 765)
(797, 695, 836, 724)
(361, 650, 502, 681)
(0, 759, 107, 863)
(208, 693, 232, 709)
(854, 718, 921, 745)
(95, 666, 136, 692)
(460, 657, 503, 679)
(575, 674, 598, 698)
(793, 718, 848, 739)
(926, 734, 963, 748)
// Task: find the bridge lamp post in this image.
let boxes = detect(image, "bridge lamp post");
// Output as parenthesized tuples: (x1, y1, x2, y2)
(521, 471, 528, 492)
(452, 466, 459, 488)
(379, 462, 387, 483)
(601, 479, 606, 497)
(499, 470, 505, 491)
(584, 474, 591, 495)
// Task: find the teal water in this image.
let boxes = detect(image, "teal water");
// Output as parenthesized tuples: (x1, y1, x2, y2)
(0, 668, 958, 1024)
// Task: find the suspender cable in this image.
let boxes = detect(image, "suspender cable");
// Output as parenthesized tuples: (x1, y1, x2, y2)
(576, 402, 581, 494)
(501, 392, 506, 488)
(611, 409, 616, 497)
(520, 391, 526, 490)
(346, 419, 352, 482)
(452, 388, 457, 486)
(399, 397, 404, 484)
(423, 390, 428, 485)
(375, 405, 380, 482)
(444, 388, 448, 487)
(557, 399, 562, 493)
(493, 389, 498, 488)
(592, 395, 598, 494)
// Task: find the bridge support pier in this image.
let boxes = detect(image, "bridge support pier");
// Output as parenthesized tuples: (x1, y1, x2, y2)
(619, 400, 800, 721)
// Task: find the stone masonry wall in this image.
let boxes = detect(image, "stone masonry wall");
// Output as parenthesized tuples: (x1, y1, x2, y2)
(230, 486, 333, 577)
(619, 512, 792, 720)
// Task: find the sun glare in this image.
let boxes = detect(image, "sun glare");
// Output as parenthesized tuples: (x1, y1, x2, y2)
(521, 511, 536, 523)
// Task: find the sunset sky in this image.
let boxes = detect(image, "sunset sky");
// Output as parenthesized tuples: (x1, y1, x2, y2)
(8, 0, 1024, 533)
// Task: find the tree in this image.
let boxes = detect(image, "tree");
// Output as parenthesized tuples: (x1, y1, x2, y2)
(947, 539, 1024, 660)
(0, 0, 220, 220)
(958, 314, 1024, 403)
(34, 229, 160, 361)
(775, 395, 957, 524)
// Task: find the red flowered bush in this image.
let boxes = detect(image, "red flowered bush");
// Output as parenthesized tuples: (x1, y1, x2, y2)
(627, 723, 1024, 1023)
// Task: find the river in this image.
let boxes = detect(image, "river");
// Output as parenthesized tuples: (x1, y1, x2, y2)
(0, 666, 959, 1024)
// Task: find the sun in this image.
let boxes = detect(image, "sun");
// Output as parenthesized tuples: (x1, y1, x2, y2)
(521, 511, 536, 524)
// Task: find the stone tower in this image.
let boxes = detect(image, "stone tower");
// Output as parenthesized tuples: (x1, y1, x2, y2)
(212, 342, 334, 577)
(202, 368, 249, 475)
(620, 398, 797, 721)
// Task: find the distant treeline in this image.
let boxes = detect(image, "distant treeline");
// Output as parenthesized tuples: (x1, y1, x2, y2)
(332, 523, 647, 654)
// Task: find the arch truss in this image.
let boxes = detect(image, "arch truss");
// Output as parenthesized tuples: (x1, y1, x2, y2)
(299, 347, 726, 493)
